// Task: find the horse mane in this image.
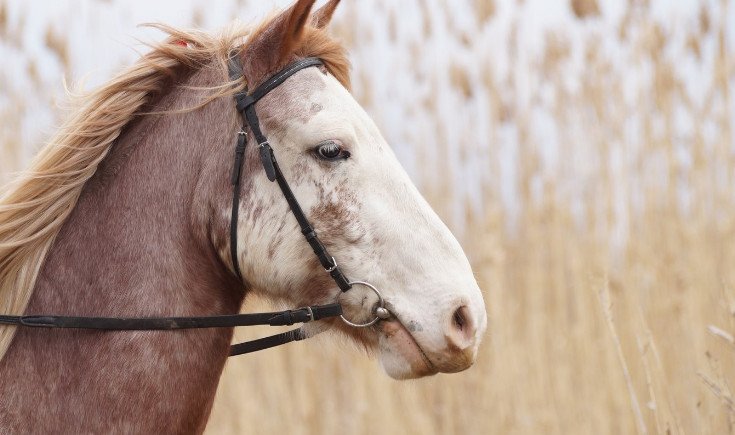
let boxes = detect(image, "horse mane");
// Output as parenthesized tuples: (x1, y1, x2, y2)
(0, 18, 350, 360)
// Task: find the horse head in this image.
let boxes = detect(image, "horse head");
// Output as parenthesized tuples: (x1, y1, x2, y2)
(218, 0, 487, 379)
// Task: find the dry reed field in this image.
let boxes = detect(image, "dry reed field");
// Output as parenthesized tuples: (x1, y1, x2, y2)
(1, 0, 734, 434)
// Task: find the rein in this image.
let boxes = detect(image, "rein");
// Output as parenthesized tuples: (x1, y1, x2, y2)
(0, 305, 341, 356)
(0, 55, 389, 357)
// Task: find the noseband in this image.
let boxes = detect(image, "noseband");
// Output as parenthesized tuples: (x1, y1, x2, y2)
(0, 55, 390, 356)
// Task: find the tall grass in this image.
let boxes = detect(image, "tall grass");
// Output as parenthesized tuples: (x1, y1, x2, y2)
(208, 1, 735, 433)
(1, 0, 733, 433)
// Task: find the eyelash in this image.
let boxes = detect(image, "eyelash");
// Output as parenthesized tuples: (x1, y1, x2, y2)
(313, 140, 350, 161)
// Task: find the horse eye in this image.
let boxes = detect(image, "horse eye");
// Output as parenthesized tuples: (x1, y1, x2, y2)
(314, 140, 349, 161)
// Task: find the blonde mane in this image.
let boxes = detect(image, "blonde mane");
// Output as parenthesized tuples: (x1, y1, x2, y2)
(0, 19, 350, 360)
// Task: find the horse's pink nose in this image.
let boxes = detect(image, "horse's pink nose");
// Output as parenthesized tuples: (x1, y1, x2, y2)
(445, 304, 478, 353)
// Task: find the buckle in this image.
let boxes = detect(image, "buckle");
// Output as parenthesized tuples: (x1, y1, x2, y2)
(324, 256, 337, 273)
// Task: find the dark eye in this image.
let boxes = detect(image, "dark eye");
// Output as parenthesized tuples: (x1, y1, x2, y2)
(314, 140, 350, 161)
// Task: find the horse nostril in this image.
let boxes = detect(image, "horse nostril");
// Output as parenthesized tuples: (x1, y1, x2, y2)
(447, 305, 476, 350)
(453, 306, 466, 331)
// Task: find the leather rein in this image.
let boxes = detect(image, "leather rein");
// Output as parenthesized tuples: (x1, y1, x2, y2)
(0, 54, 389, 356)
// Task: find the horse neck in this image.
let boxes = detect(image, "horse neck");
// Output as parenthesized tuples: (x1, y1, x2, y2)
(30, 66, 243, 320)
(0, 65, 244, 433)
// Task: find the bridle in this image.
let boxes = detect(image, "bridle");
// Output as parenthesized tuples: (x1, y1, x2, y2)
(226, 54, 391, 348)
(0, 54, 390, 356)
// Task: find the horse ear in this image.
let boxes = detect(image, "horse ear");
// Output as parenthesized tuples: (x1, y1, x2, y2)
(311, 0, 341, 29)
(242, 0, 316, 83)
(277, 0, 316, 63)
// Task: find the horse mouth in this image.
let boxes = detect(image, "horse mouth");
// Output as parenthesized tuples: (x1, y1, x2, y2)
(377, 317, 437, 379)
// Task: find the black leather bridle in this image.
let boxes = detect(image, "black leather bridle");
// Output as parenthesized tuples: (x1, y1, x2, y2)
(228, 56, 352, 291)
(0, 55, 389, 356)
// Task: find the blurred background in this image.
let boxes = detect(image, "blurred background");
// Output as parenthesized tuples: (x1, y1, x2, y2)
(1, 0, 734, 433)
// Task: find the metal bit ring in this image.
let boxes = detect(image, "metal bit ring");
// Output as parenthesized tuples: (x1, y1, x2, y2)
(340, 281, 391, 328)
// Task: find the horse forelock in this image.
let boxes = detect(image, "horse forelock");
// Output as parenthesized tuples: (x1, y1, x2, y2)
(0, 16, 351, 362)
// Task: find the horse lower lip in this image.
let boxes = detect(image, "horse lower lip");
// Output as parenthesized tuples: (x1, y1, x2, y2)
(380, 318, 436, 374)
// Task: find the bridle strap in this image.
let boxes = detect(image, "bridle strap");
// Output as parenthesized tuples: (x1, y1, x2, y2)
(260, 145, 352, 290)
(228, 55, 352, 292)
(0, 304, 342, 330)
(236, 57, 324, 113)
(0, 303, 341, 356)
(229, 130, 247, 280)
(228, 54, 247, 280)
(229, 327, 305, 356)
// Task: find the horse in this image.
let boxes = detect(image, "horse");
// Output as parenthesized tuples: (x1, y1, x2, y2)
(0, 0, 487, 432)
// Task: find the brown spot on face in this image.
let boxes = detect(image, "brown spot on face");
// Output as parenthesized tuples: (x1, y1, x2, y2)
(295, 255, 335, 304)
(257, 68, 328, 127)
(310, 186, 365, 245)
(310, 201, 352, 241)
(290, 160, 312, 185)
(250, 201, 265, 224)
(267, 234, 283, 260)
